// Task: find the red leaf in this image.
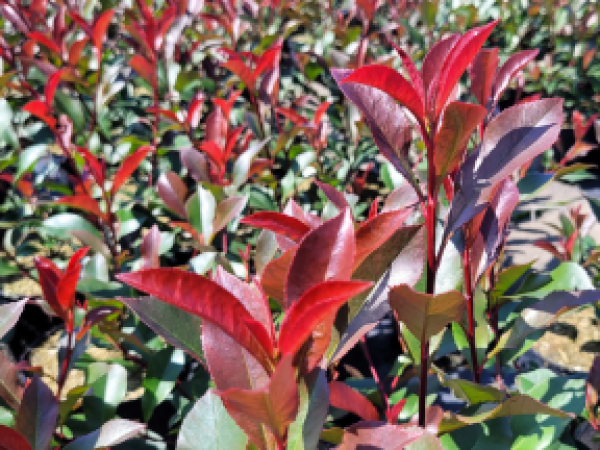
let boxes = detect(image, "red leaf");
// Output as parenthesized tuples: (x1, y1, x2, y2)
(157, 171, 188, 218)
(186, 92, 205, 128)
(147, 107, 180, 123)
(45, 68, 67, 110)
(116, 269, 275, 372)
(219, 355, 298, 447)
(55, 195, 106, 222)
(75, 147, 105, 186)
(283, 199, 322, 228)
(434, 20, 499, 118)
(285, 209, 356, 309)
(33, 257, 65, 320)
(129, 55, 155, 85)
(533, 241, 564, 261)
(492, 49, 538, 103)
(469, 48, 499, 106)
(276, 107, 307, 125)
(92, 9, 114, 55)
(389, 41, 424, 107)
(68, 12, 93, 36)
(241, 212, 311, 242)
(313, 102, 330, 126)
(260, 248, 296, 306)
(354, 208, 413, 270)
(433, 102, 486, 188)
(111, 146, 153, 195)
(342, 65, 425, 129)
(278, 280, 372, 357)
(421, 34, 460, 98)
(204, 268, 272, 393)
(68, 38, 89, 66)
(200, 141, 224, 169)
(224, 126, 244, 161)
(222, 58, 255, 91)
(0, 425, 32, 450)
(315, 180, 349, 210)
(387, 399, 407, 424)
(254, 45, 282, 80)
(331, 69, 420, 197)
(329, 380, 379, 421)
(22, 101, 56, 129)
(141, 224, 161, 269)
(28, 32, 61, 54)
(213, 90, 242, 119)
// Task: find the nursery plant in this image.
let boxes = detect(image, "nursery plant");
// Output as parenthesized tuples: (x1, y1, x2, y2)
(0, 0, 599, 449)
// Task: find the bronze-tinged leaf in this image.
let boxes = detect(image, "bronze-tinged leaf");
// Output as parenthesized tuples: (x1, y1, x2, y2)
(389, 285, 466, 343)
(315, 180, 349, 210)
(469, 48, 499, 106)
(260, 248, 296, 306)
(285, 209, 356, 309)
(353, 208, 413, 270)
(433, 102, 486, 190)
(219, 356, 299, 448)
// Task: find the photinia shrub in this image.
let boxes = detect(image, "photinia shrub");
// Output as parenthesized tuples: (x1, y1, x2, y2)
(0, 0, 598, 449)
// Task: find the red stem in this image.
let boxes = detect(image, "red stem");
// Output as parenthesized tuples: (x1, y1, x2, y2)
(56, 312, 74, 400)
(463, 247, 480, 383)
(360, 336, 389, 414)
(420, 135, 437, 428)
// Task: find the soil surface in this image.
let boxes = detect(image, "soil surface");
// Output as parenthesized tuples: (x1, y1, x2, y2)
(507, 180, 600, 372)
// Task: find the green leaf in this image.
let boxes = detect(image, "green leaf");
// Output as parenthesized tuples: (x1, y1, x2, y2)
(186, 185, 216, 240)
(287, 370, 329, 450)
(228, 138, 270, 191)
(120, 296, 205, 362)
(142, 347, 185, 422)
(59, 385, 91, 426)
(435, 368, 506, 405)
(43, 213, 102, 240)
(0, 259, 20, 276)
(63, 419, 146, 450)
(176, 389, 247, 450)
(16, 144, 47, 182)
(517, 172, 554, 201)
(55, 89, 87, 132)
(83, 363, 128, 431)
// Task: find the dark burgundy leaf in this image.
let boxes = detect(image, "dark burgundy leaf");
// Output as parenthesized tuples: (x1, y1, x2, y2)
(15, 376, 58, 450)
(285, 209, 356, 309)
(331, 68, 421, 201)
